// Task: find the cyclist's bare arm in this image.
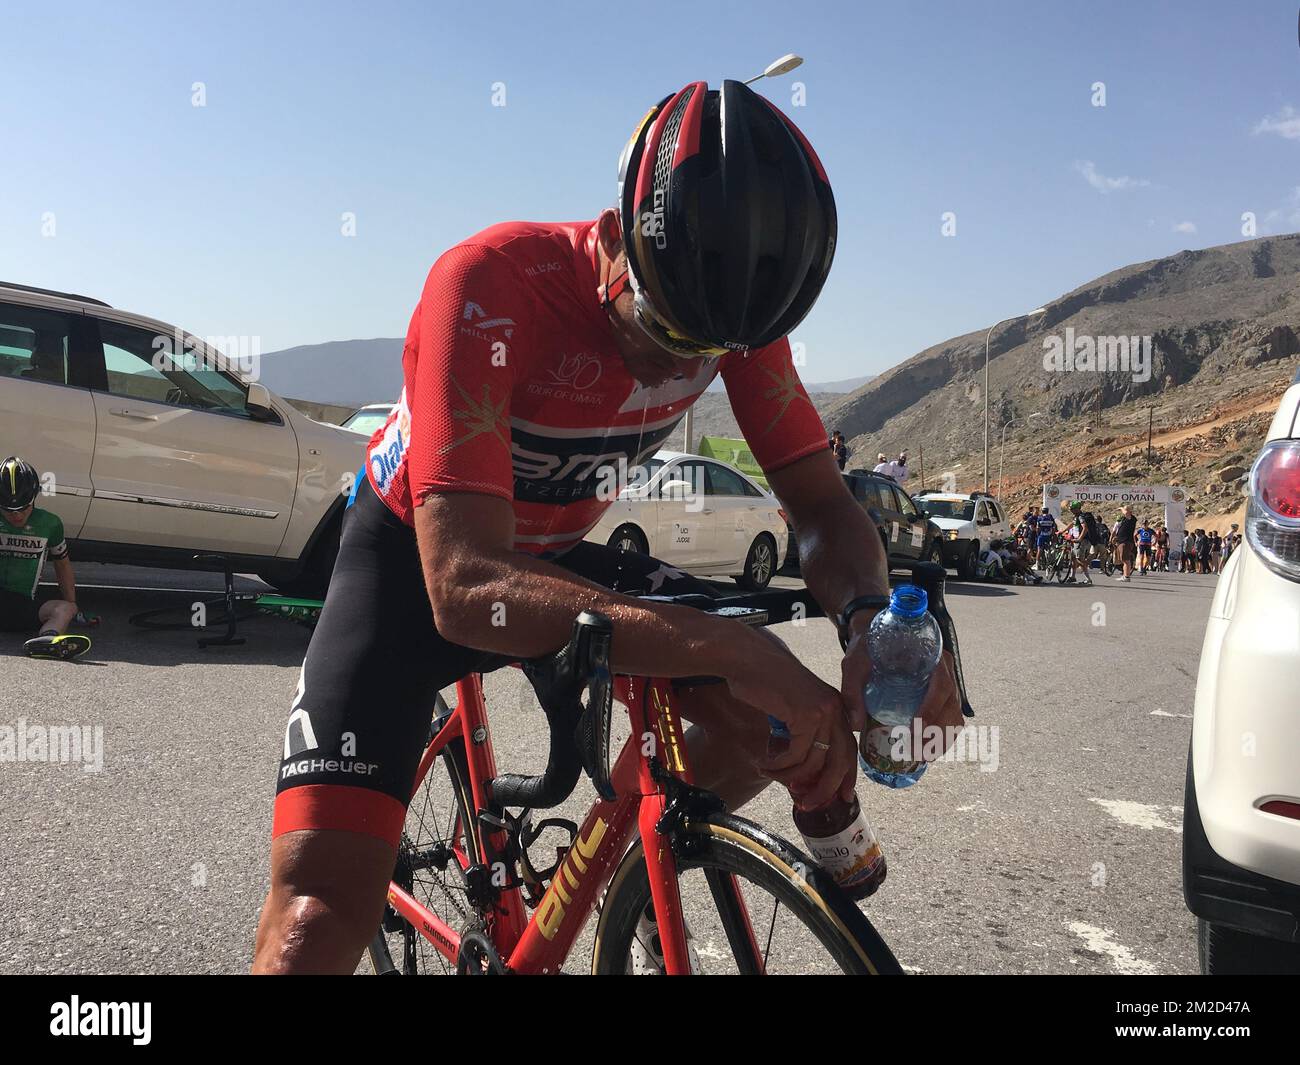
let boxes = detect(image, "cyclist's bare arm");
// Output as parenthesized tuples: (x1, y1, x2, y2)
(414, 492, 854, 803)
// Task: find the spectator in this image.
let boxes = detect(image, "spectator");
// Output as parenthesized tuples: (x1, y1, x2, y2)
(1063, 500, 1100, 586)
(1113, 505, 1137, 582)
(894, 450, 910, 482)
(1223, 523, 1240, 563)
(872, 452, 893, 478)
(1209, 530, 1223, 574)
(1195, 529, 1210, 574)
(828, 430, 848, 471)
(1181, 529, 1196, 572)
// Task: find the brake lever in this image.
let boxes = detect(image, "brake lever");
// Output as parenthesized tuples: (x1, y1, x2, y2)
(904, 562, 975, 718)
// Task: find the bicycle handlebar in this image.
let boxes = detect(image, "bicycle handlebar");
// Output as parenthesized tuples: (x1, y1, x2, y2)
(486, 561, 974, 813)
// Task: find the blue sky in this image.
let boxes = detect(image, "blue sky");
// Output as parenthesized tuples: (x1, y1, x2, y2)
(2, 0, 1298, 382)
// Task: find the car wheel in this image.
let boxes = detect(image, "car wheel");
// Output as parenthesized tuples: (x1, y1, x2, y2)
(1198, 918, 1300, 975)
(956, 543, 978, 580)
(735, 533, 777, 591)
(264, 514, 342, 599)
(927, 540, 945, 568)
(607, 523, 648, 556)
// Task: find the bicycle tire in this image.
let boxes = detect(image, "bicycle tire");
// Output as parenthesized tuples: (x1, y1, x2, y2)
(365, 725, 482, 976)
(592, 813, 903, 975)
(128, 595, 259, 631)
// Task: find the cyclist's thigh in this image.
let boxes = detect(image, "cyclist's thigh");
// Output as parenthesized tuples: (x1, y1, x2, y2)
(272, 477, 504, 853)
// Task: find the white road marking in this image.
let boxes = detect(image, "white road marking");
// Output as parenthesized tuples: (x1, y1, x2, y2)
(1067, 921, 1157, 975)
(1088, 798, 1183, 833)
(1150, 709, 1192, 719)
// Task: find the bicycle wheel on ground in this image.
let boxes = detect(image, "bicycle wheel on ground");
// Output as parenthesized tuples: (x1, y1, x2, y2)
(128, 594, 259, 631)
(592, 814, 903, 975)
(365, 703, 483, 976)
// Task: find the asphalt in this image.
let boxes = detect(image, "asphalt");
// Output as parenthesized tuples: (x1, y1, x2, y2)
(0, 561, 1214, 974)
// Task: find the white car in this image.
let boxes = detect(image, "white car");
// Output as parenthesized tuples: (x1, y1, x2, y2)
(0, 282, 364, 596)
(1183, 366, 1300, 974)
(913, 491, 1013, 579)
(342, 403, 394, 437)
(587, 451, 788, 589)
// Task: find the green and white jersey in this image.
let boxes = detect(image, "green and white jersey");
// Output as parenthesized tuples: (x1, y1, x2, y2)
(0, 507, 68, 598)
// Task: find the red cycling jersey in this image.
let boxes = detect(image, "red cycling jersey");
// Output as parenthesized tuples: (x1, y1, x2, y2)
(365, 219, 828, 557)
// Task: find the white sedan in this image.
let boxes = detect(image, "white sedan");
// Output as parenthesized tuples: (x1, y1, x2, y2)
(587, 451, 788, 589)
(1183, 365, 1300, 973)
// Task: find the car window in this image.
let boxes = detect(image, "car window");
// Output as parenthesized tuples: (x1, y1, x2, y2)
(705, 463, 749, 498)
(627, 457, 665, 490)
(872, 483, 897, 513)
(343, 409, 391, 436)
(988, 502, 1002, 523)
(663, 460, 707, 500)
(895, 490, 920, 518)
(919, 498, 976, 521)
(0, 302, 71, 385)
(98, 321, 248, 415)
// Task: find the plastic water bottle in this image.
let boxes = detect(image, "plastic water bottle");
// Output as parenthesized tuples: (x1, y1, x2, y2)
(859, 585, 943, 789)
(768, 718, 886, 899)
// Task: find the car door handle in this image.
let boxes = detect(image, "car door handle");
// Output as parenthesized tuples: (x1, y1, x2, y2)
(109, 408, 158, 421)
(701, 508, 714, 515)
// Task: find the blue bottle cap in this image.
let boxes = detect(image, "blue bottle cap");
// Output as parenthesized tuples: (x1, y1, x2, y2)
(889, 584, 928, 618)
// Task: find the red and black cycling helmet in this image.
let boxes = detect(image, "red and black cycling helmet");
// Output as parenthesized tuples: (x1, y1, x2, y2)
(616, 79, 836, 357)
(0, 456, 40, 511)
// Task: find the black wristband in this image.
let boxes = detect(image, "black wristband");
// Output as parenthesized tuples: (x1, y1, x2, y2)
(836, 594, 890, 650)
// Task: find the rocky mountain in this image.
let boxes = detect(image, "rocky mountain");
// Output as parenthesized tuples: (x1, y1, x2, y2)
(828, 234, 1300, 469)
(257, 338, 404, 407)
(259, 337, 873, 409)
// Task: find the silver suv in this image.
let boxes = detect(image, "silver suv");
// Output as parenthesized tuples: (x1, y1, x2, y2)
(0, 282, 364, 595)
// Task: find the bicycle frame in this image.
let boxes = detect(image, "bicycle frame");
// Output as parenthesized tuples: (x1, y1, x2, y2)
(383, 670, 740, 975)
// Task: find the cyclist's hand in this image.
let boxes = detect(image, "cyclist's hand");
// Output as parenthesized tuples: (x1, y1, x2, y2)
(842, 630, 964, 757)
(726, 652, 857, 809)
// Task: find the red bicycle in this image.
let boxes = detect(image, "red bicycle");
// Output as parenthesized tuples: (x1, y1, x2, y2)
(365, 572, 970, 975)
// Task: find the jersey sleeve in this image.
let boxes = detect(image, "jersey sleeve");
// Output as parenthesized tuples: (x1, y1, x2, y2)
(44, 512, 68, 560)
(405, 244, 533, 505)
(719, 338, 829, 474)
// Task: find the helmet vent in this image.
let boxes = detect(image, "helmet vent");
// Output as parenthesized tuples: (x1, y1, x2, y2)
(653, 87, 694, 200)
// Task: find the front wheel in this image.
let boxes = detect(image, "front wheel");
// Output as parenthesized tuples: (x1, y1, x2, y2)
(592, 815, 903, 975)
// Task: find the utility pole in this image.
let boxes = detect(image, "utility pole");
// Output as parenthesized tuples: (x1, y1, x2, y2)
(1147, 407, 1154, 464)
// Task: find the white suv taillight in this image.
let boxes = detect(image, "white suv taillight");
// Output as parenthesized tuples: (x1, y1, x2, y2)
(1245, 439, 1300, 581)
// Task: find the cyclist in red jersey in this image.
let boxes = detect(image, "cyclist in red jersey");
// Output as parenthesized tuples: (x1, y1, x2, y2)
(254, 79, 964, 973)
